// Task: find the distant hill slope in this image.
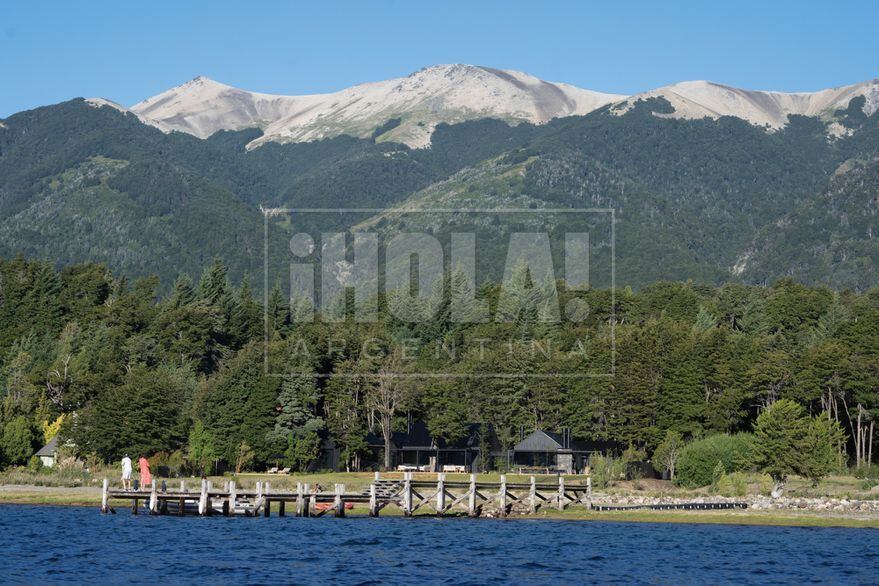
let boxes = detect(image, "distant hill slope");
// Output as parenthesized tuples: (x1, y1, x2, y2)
(1, 91, 877, 290)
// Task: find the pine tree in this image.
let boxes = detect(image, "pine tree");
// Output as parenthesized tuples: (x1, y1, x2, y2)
(170, 273, 196, 308)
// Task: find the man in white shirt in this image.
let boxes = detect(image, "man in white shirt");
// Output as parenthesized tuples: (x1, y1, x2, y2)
(121, 454, 132, 491)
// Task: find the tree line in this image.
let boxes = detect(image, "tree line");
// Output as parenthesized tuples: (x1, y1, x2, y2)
(0, 255, 876, 481)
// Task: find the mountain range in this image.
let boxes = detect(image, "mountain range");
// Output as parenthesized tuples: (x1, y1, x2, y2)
(1, 64, 877, 291)
(122, 64, 879, 147)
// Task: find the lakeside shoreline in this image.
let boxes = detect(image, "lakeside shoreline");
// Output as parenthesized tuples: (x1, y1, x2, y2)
(3, 484, 879, 528)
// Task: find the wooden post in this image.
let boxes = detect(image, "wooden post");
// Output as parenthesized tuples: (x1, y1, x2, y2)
(101, 478, 109, 513)
(196, 479, 205, 516)
(557, 476, 566, 511)
(369, 482, 378, 517)
(278, 500, 286, 517)
(436, 473, 445, 516)
(264, 481, 271, 517)
(229, 481, 237, 515)
(149, 479, 158, 514)
(296, 482, 304, 517)
(178, 480, 186, 516)
(334, 484, 345, 518)
(403, 474, 412, 517)
(498, 474, 507, 517)
(528, 476, 537, 514)
(468, 473, 478, 517)
(132, 497, 138, 515)
(308, 493, 316, 517)
(586, 475, 592, 509)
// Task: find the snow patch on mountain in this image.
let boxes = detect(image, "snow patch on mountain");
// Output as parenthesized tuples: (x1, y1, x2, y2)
(127, 66, 879, 148)
(130, 65, 626, 149)
(615, 78, 879, 129)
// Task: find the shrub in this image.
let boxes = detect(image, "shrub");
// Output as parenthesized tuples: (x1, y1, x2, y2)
(752, 400, 845, 494)
(675, 433, 754, 488)
(1, 416, 37, 465)
(588, 453, 626, 488)
(621, 445, 648, 480)
(715, 472, 749, 496)
(854, 465, 879, 480)
(652, 430, 684, 480)
(27, 455, 44, 473)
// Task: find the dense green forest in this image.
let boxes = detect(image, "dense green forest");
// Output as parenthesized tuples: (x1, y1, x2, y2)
(1, 256, 876, 480)
(1, 97, 876, 290)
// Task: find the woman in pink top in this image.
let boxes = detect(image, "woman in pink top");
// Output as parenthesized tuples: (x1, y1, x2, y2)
(139, 456, 152, 489)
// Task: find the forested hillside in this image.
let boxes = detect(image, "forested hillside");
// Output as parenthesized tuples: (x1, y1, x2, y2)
(1, 96, 877, 290)
(0, 257, 876, 474)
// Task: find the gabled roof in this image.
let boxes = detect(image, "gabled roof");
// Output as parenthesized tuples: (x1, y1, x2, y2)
(513, 429, 565, 452)
(35, 435, 60, 457)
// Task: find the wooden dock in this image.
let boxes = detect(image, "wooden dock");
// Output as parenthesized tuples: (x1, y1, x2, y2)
(101, 473, 595, 517)
(100, 473, 747, 517)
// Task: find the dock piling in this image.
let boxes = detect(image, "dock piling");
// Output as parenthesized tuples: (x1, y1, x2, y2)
(403, 473, 412, 517)
(468, 474, 477, 517)
(334, 484, 345, 517)
(369, 482, 378, 517)
(498, 475, 507, 517)
(436, 473, 445, 516)
(198, 479, 207, 516)
(557, 476, 566, 511)
(101, 478, 109, 513)
(264, 482, 271, 517)
(149, 479, 158, 514)
(529, 476, 537, 514)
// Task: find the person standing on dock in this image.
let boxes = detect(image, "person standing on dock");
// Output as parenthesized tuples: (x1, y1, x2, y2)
(139, 456, 151, 490)
(121, 454, 132, 491)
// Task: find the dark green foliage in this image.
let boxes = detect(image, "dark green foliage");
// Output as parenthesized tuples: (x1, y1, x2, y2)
(70, 365, 191, 460)
(675, 433, 755, 488)
(1, 415, 37, 465)
(2, 97, 877, 291)
(752, 399, 845, 487)
(0, 255, 876, 473)
(196, 344, 279, 466)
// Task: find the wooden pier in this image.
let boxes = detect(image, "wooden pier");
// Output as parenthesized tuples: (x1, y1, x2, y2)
(100, 473, 595, 517)
(100, 473, 746, 518)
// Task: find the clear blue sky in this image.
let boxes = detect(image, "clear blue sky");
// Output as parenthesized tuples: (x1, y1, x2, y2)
(2, 0, 878, 117)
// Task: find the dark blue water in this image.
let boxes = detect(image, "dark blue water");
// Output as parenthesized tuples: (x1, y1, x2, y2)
(2, 505, 878, 584)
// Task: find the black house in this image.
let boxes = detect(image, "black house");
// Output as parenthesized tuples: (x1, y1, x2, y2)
(366, 419, 486, 472)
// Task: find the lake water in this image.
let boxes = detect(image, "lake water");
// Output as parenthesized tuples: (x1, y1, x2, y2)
(2, 505, 878, 583)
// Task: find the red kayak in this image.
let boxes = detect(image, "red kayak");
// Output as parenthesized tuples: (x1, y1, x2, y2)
(314, 502, 355, 511)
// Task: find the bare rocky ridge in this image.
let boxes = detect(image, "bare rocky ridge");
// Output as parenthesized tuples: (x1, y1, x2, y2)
(613, 78, 879, 131)
(111, 65, 879, 149)
(127, 65, 625, 148)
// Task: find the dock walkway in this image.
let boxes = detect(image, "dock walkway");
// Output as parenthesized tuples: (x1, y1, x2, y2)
(100, 473, 746, 518)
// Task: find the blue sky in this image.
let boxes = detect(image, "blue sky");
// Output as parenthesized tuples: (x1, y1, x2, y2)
(2, 0, 878, 117)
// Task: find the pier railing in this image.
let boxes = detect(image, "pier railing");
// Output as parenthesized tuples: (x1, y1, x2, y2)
(100, 472, 595, 517)
(101, 473, 747, 517)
